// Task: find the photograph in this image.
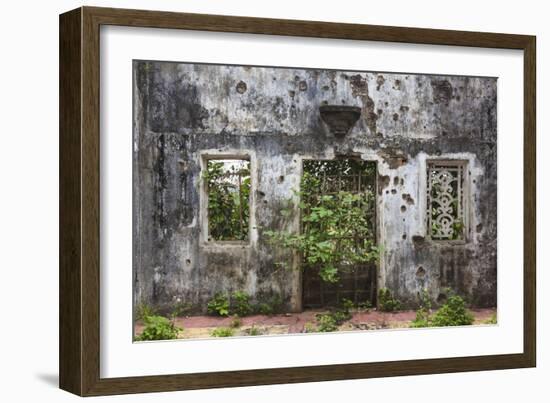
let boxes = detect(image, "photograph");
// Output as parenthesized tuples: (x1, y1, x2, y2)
(132, 60, 498, 341)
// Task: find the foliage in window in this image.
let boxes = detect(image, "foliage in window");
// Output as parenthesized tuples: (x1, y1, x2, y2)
(427, 162, 466, 240)
(205, 159, 250, 241)
(267, 160, 380, 283)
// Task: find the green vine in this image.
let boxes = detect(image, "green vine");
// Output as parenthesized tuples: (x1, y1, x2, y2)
(266, 169, 380, 283)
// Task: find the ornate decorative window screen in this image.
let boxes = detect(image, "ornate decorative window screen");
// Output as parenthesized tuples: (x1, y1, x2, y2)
(427, 161, 467, 241)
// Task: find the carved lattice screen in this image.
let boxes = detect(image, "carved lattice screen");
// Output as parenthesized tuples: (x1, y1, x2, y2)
(427, 161, 467, 241)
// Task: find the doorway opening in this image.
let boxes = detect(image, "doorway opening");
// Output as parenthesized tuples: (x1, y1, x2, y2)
(301, 159, 378, 309)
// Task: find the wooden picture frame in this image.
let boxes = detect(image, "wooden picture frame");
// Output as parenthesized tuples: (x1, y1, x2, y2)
(59, 6, 536, 396)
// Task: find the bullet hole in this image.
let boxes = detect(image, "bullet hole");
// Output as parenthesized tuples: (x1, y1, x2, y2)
(401, 205, 407, 212)
(322, 85, 330, 91)
(399, 105, 409, 112)
(402, 234, 407, 240)
(236, 81, 247, 94)
(257, 190, 266, 197)
(378, 174, 390, 195)
(393, 113, 399, 121)
(278, 175, 285, 183)
(377, 108, 383, 115)
(431, 79, 453, 105)
(376, 75, 385, 90)
(391, 189, 397, 194)
(288, 90, 295, 98)
(476, 223, 483, 233)
(393, 176, 399, 186)
(416, 266, 426, 277)
(298, 80, 308, 91)
(384, 101, 389, 106)
(393, 79, 401, 90)
(402, 193, 415, 205)
(386, 190, 389, 194)
(186, 259, 191, 265)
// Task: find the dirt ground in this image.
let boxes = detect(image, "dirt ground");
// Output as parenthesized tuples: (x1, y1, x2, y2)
(135, 308, 497, 340)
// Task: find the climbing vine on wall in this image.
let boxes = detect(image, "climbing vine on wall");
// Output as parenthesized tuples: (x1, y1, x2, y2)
(267, 167, 380, 283)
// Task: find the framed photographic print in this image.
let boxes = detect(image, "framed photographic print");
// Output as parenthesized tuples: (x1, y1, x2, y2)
(59, 6, 536, 396)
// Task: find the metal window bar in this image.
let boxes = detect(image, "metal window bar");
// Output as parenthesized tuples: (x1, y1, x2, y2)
(302, 160, 377, 307)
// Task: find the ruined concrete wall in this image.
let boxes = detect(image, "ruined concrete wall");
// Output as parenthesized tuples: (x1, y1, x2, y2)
(133, 60, 497, 312)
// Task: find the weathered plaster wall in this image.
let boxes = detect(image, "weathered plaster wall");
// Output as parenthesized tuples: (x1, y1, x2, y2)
(133, 60, 497, 313)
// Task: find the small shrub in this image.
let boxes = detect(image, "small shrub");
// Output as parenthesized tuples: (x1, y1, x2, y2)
(411, 294, 474, 328)
(255, 293, 284, 315)
(231, 291, 253, 316)
(207, 293, 230, 316)
(247, 326, 261, 336)
(303, 322, 317, 333)
(229, 316, 242, 328)
(315, 307, 351, 333)
(378, 288, 401, 312)
(316, 314, 339, 332)
(135, 303, 157, 321)
(210, 327, 235, 337)
(341, 298, 355, 313)
(136, 315, 181, 341)
(411, 289, 433, 328)
(357, 300, 372, 311)
(431, 296, 474, 327)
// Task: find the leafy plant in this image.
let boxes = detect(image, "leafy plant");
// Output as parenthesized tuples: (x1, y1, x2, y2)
(315, 307, 352, 332)
(316, 314, 339, 332)
(266, 168, 380, 283)
(229, 316, 242, 328)
(135, 315, 181, 341)
(210, 327, 235, 337)
(410, 294, 474, 328)
(207, 293, 230, 316)
(231, 291, 253, 316)
(410, 289, 433, 328)
(341, 298, 355, 314)
(135, 302, 157, 322)
(378, 288, 401, 312)
(247, 326, 261, 336)
(357, 300, 373, 311)
(431, 296, 474, 327)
